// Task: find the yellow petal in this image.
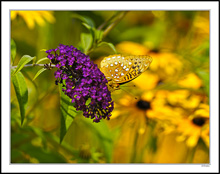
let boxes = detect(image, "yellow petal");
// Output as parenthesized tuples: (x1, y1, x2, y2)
(186, 135, 199, 147)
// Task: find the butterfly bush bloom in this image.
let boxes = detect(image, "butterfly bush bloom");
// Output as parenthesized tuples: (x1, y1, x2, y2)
(45, 44, 114, 122)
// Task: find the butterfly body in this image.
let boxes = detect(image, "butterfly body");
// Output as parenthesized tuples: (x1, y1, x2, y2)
(100, 54, 152, 92)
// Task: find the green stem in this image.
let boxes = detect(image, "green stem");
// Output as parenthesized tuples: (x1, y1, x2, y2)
(187, 146, 197, 163)
(11, 64, 55, 69)
(131, 130, 139, 163)
(97, 11, 122, 30)
(103, 11, 128, 39)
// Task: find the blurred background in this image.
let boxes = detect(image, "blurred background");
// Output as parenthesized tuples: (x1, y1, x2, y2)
(11, 10, 209, 163)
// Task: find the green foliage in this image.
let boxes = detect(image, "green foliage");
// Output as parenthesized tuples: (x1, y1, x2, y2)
(11, 55, 35, 76)
(11, 39, 16, 64)
(36, 57, 50, 64)
(59, 84, 78, 143)
(80, 32, 93, 54)
(81, 119, 114, 163)
(11, 69, 28, 125)
(32, 68, 47, 81)
(11, 11, 210, 164)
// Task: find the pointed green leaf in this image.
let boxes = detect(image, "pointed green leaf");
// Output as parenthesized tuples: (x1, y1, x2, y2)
(11, 39, 16, 64)
(82, 22, 95, 41)
(89, 42, 117, 58)
(71, 13, 95, 28)
(11, 55, 35, 77)
(32, 68, 47, 81)
(80, 33, 93, 54)
(11, 69, 28, 125)
(59, 84, 78, 143)
(36, 57, 50, 64)
(95, 30, 104, 43)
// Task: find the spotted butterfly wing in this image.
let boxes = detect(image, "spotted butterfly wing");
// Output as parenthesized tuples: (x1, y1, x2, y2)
(100, 54, 152, 91)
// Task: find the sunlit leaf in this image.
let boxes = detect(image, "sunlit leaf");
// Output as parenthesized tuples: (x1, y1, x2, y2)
(36, 57, 50, 64)
(11, 39, 16, 64)
(59, 84, 78, 143)
(32, 68, 47, 81)
(11, 69, 28, 125)
(95, 29, 104, 43)
(11, 55, 35, 77)
(80, 33, 93, 54)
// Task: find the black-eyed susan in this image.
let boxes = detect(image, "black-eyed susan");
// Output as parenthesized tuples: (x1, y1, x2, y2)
(11, 11, 55, 29)
(109, 89, 184, 162)
(175, 104, 209, 148)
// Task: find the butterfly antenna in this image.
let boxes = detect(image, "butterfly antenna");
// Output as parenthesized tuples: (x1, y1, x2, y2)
(120, 87, 138, 100)
(122, 84, 136, 88)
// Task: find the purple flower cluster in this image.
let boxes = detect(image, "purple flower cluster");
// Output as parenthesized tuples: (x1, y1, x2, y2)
(45, 44, 114, 122)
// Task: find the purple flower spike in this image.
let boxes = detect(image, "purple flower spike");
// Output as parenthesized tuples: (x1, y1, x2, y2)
(45, 44, 114, 122)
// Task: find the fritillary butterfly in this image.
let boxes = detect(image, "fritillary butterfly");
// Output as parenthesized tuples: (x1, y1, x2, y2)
(100, 54, 153, 92)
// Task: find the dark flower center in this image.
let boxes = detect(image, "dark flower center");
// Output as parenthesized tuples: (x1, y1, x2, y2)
(136, 100, 151, 110)
(192, 117, 206, 126)
(149, 49, 160, 53)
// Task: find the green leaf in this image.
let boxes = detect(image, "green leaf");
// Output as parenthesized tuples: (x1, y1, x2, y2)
(32, 68, 47, 81)
(81, 119, 114, 163)
(19, 143, 67, 163)
(72, 13, 95, 28)
(90, 42, 117, 58)
(82, 22, 95, 42)
(95, 30, 104, 43)
(36, 57, 50, 64)
(80, 33, 93, 54)
(11, 69, 28, 125)
(11, 55, 35, 77)
(196, 70, 209, 98)
(59, 84, 78, 143)
(11, 39, 16, 64)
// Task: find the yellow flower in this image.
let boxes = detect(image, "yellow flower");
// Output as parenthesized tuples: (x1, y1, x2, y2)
(176, 104, 209, 148)
(148, 51, 183, 81)
(131, 71, 160, 90)
(166, 90, 206, 109)
(177, 73, 202, 89)
(193, 15, 209, 35)
(109, 90, 167, 162)
(11, 11, 55, 29)
(116, 41, 149, 55)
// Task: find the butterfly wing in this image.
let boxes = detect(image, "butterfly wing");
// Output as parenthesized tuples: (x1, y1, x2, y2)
(100, 54, 152, 84)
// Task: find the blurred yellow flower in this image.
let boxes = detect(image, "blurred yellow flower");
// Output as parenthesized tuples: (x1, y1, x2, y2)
(11, 11, 55, 29)
(166, 90, 206, 109)
(109, 91, 163, 162)
(193, 15, 209, 35)
(176, 104, 209, 148)
(116, 41, 149, 55)
(131, 71, 160, 90)
(177, 73, 202, 89)
(148, 51, 183, 81)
